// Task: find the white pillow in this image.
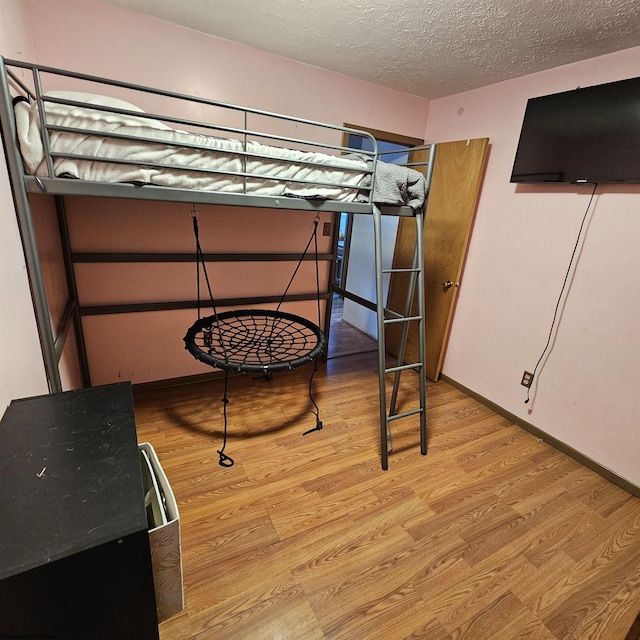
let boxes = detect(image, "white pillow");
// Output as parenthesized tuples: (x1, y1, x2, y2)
(45, 90, 147, 113)
(14, 89, 172, 175)
(42, 90, 172, 131)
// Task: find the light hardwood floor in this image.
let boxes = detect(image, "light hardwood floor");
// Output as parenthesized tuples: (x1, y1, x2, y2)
(326, 295, 377, 359)
(133, 351, 640, 640)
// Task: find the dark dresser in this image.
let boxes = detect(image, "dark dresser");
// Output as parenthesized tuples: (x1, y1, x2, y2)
(0, 382, 159, 639)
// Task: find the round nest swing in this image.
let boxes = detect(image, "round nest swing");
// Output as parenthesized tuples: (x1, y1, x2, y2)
(182, 209, 326, 467)
(183, 309, 327, 375)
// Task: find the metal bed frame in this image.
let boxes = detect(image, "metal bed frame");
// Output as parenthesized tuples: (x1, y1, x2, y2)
(0, 56, 435, 470)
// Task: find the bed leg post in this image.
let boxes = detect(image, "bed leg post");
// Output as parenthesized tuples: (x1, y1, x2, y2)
(372, 205, 389, 470)
(0, 58, 62, 393)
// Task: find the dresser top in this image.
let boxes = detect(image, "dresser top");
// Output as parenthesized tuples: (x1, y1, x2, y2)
(0, 382, 147, 580)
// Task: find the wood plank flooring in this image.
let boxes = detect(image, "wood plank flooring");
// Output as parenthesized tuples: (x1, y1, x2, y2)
(132, 351, 640, 639)
(326, 295, 378, 359)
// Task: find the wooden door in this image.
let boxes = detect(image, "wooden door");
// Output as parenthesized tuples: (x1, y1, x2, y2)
(386, 138, 489, 381)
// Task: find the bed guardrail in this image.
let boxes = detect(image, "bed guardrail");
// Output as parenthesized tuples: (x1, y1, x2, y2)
(3, 57, 383, 208)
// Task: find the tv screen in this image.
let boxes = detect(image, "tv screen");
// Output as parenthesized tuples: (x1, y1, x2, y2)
(510, 77, 640, 184)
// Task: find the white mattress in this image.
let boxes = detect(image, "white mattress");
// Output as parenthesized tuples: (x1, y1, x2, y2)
(14, 91, 426, 207)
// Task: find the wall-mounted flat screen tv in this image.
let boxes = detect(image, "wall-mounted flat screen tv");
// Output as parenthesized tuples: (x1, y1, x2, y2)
(510, 76, 640, 184)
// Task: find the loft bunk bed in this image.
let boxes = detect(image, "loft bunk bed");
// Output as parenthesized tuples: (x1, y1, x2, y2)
(0, 57, 436, 470)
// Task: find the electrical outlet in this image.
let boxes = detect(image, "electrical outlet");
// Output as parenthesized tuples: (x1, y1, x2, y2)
(323, 222, 331, 236)
(521, 371, 534, 388)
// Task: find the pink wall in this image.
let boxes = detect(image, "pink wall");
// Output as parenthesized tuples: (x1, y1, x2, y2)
(426, 47, 640, 486)
(0, 0, 49, 411)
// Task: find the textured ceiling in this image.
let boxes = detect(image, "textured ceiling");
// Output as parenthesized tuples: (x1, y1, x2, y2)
(101, 0, 640, 98)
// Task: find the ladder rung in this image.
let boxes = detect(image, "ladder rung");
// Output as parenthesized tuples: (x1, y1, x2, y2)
(385, 362, 423, 374)
(381, 268, 420, 274)
(383, 315, 422, 325)
(387, 408, 424, 423)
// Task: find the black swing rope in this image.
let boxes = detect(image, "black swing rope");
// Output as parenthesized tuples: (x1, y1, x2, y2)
(272, 214, 324, 435)
(191, 206, 234, 467)
(186, 206, 326, 466)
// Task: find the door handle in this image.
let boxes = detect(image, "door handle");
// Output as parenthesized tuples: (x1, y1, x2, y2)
(442, 280, 453, 292)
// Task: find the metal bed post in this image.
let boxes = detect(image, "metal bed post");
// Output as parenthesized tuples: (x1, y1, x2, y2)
(416, 145, 437, 457)
(53, 195, 91, 387)
(415, 207, 428, 454)
(372, 203, 389, 470)
(0, 58, 62, 393)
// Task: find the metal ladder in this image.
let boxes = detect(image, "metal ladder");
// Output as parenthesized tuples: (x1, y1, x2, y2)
(372, 144, 435, 470)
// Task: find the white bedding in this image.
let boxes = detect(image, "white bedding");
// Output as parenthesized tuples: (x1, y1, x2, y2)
(14, 91, 426, 207)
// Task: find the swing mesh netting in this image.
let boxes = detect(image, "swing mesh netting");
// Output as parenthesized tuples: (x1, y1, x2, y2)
(184, 309, 326, 374)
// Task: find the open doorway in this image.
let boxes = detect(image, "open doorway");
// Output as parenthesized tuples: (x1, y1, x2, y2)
(327, 127, 423, 359)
